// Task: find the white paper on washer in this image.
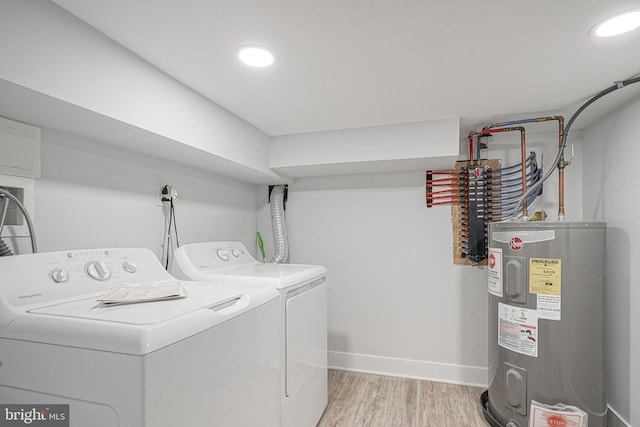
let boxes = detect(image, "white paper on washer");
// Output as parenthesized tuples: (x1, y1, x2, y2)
(97, 280, 188, 305)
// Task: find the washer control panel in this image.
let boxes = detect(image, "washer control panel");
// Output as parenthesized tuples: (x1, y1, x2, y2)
(209, 242, 253, 266)
(0, 248, 173, 307)
(174, 241, 256, 275)
(214, 245, 248, 263)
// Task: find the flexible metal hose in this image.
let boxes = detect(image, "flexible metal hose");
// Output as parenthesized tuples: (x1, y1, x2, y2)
(510, 75, 640, 219)
(0, 188, 37, 253)
(0, 239, 12, 256)
(0, 194, 8, 234)
(270, 185, 289, 263)
(0, 195, 12, 256)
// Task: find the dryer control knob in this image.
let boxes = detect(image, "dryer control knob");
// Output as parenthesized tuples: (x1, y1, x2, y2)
(217, 249, 230, 261)
(86, 260, 111, 281)
(122, 261, 138, 273)
(51, 268, 69, 283)
(231, 249, 241, 257)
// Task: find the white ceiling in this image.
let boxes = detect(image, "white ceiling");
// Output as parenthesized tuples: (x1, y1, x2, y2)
(51, 0, 640, 137)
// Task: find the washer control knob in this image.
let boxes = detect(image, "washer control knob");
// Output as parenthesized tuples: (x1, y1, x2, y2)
(217, 249, 230, 261)
(231, 249, 241, 257)
(86, 260, 111, 281)
(51, 268, 69, 283)
(122, 261, 138, 273)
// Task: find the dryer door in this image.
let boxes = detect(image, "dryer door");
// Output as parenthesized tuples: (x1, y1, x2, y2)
(284, 278, 327, 397)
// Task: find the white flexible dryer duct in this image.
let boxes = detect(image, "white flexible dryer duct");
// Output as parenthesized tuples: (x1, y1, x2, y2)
(270, 185, 289, 263)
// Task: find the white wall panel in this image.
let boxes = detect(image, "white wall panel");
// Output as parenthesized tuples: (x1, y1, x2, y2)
(34, 129, 259, 258)
(582, 97, 640, 427)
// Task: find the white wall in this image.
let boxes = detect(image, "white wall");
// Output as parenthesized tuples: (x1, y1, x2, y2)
(257, 127, 581, 387)
(25, 128, 259, 258)
(0, 0, 279, 183)
(259, 172, 488, 386)
(270, 118, 460, 177)
(582, 96, 640, 427)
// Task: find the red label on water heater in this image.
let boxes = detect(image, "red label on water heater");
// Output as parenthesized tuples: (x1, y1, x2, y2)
(547, 414, 567, 427)
(489, 253, 496, 269)
(530, 401, 586, 427)
(510, 237, 524, 251)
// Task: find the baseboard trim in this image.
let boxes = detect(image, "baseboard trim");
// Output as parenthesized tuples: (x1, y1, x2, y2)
(607, 406, 631, 427)
(328, 350, 488, 388)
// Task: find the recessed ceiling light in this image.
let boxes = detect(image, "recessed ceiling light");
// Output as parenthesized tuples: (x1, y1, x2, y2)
(237, 46, 274, 67)
(591, 9, 640, 37)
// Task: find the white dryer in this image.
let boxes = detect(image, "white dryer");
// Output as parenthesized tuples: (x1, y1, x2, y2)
(0, 248, 280, 427)
(172, 241, 327, 427)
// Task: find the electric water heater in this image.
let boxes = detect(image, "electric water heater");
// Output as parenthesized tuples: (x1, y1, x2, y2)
(482, 221, 606, 427)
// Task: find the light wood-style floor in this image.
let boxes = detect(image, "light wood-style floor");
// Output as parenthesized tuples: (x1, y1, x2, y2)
(317, 369, 490, 427)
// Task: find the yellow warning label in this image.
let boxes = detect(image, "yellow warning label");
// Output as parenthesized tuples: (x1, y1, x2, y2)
(529, 258, 562, 295)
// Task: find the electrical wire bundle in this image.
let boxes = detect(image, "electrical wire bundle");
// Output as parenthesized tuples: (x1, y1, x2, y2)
(160, 187, 180, 270)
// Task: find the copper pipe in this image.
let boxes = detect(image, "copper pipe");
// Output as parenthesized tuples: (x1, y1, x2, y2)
(426, 176, 459, 182)
(427, 183, 459, 188)
(429, 194, 459, 201)
(529, 116, 566, 220)
(526, 116, 565, 220)
(428, 171, 459, 175)
(475, 126, 527, 217)
(426, 179, 459, 183)
(485, 116, 566, 219)
(428, 189, 460, 196)
(428, 200, 460, 206)
(468, 132, 478, 162)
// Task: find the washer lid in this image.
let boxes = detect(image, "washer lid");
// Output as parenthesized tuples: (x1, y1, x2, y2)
(201, 263, 327, 290)
(28, 281, 255, 324)
(172, 242, 326, 289)
(3, 282, 278, 355)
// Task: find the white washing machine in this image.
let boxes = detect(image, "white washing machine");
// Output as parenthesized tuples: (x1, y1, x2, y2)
(0, 248, 281, 427)
(171, 241, 328, 427)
